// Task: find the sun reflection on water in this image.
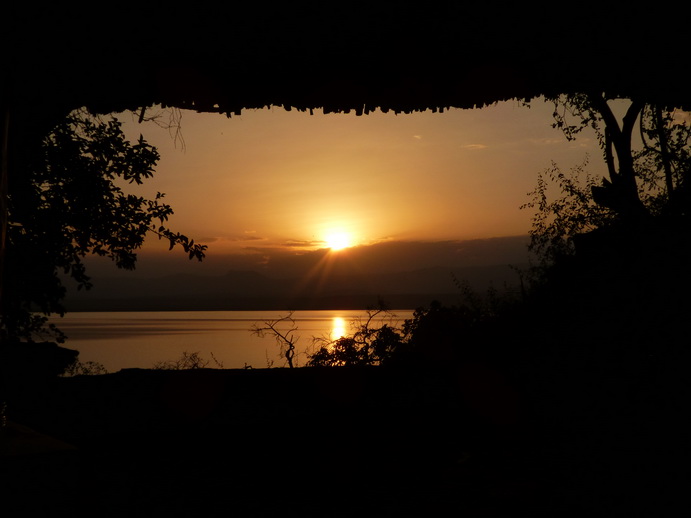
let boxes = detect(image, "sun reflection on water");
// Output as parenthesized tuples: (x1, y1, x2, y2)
(331, 317, 346, 340)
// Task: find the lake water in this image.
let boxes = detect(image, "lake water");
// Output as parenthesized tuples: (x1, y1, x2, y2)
(52, 310, 415, 372)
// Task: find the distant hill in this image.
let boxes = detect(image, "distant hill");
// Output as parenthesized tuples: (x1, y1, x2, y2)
(63, 263, 526, 311)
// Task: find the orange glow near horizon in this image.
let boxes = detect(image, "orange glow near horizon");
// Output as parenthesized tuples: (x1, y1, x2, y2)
(115, 100, 609, 259)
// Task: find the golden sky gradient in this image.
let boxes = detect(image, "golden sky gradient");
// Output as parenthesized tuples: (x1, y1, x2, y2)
(116, 97, 605, 261)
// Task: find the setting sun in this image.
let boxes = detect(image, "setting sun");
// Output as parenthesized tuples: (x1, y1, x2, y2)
(324, 232, 352, 251)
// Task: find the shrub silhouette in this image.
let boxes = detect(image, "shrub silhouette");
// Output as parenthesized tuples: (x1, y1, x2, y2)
(306, 308, 410, 367)
(61, 359, 108, 376)
(152, 351, 224, 370)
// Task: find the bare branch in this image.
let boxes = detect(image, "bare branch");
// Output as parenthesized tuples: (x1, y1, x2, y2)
(251, 311, 299, 368)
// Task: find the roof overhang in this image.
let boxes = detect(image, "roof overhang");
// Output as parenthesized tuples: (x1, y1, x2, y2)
(3, 4, 689, 145)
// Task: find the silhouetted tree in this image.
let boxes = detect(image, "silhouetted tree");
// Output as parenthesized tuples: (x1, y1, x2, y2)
(1, 109, 206, 342)
(251, 311, 300, 368)
(544, 93, 691, 227)
(521, 94, 691, 354)
(523, 94, 691, 273)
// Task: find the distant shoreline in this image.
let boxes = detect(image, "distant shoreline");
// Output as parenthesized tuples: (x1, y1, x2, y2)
(63, 294, 461, 313)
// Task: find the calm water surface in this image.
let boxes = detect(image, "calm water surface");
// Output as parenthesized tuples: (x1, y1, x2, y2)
(52, 310, 415, 372)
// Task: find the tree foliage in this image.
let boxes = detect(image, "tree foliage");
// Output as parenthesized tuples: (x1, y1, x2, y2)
(524, 93, 691, 270)
(521, 157, 615, 266)
(1, 109, 207, 342)
(545, 93, 691, 224)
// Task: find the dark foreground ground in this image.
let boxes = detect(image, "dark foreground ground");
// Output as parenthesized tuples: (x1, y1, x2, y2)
(1, 361, 689, 517)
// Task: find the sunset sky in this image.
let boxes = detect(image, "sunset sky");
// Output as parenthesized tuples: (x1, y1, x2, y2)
(96, 96, 608, 278)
